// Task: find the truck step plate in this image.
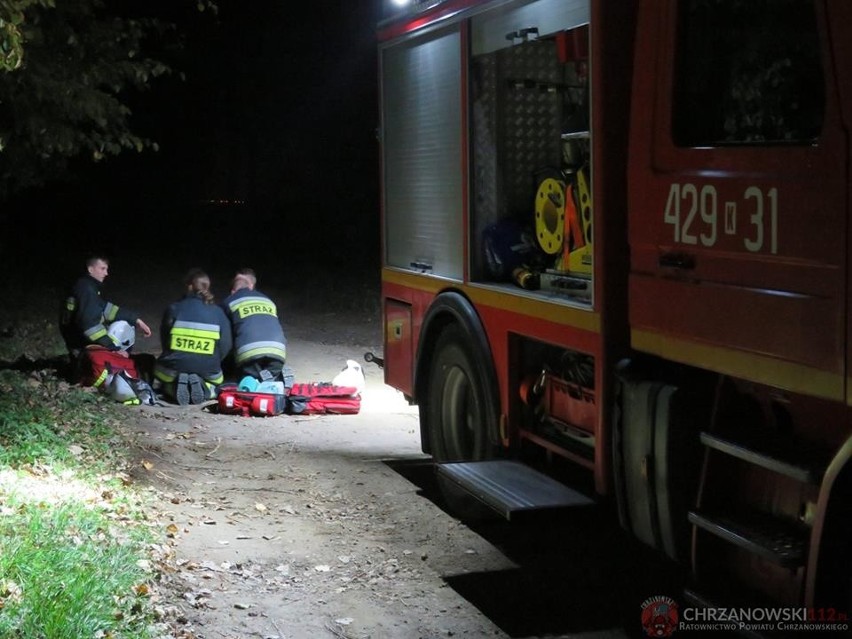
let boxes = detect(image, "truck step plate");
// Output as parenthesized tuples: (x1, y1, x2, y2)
(436, 460, 594, 520)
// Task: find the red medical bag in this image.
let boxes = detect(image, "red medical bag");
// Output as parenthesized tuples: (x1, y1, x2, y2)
(217, 385, 287, 417)
(287, 382, 361, 415)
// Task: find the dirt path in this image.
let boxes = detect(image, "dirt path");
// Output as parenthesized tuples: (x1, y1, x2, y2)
(3, 258, 647, 639)
(124, 324, 519, 639)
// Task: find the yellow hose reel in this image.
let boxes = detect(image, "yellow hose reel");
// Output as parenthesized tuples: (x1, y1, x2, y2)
(534, 176, 566, 255)
(533, 168, 593, 276)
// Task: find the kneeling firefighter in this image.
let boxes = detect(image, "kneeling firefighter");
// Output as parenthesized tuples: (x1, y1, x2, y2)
(221, 267, 287, 382)
(155, 268, 233, 406)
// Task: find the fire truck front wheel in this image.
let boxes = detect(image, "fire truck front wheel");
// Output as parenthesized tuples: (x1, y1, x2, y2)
(423, 323, 498, 463)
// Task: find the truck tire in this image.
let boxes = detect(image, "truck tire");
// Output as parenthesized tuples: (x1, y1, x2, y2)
(422, 322, 500, 520)
(424, 323, 497, 462)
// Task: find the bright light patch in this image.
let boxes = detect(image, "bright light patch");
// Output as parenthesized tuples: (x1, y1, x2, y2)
(391, 0, 411, 7)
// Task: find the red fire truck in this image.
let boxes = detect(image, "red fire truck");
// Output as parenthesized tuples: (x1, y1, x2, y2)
(376, 0, 851, 612)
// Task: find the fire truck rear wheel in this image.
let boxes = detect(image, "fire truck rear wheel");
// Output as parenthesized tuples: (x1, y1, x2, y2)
(425, 324, 497, 462)
(423, 323, 500, 520)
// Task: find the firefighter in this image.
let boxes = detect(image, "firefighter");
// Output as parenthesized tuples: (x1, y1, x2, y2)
(60, 255, 153, 377)
(221, 267, 287, 383)
(154, 268, 232, 405)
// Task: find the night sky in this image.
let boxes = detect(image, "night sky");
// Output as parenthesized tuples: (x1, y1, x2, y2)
(142, 1, 381, 215)
(7, 1, 382, 277)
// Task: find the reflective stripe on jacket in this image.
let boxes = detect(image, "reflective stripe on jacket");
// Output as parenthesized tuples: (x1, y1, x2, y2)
(59, 275, 138, 351)
(222, 289, 286, 365)
(156, 294, 232, 384)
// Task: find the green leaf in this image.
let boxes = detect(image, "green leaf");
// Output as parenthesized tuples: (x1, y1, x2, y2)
(0, 0, 205, 195)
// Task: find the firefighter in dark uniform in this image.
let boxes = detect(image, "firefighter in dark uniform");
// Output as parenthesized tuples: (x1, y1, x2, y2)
(60, 255, 152, 373)
(154, 268, 232, 405)
(221, 267, 287, 382)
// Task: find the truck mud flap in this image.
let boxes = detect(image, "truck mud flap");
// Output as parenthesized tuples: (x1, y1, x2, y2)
(436, 460, 594, 521)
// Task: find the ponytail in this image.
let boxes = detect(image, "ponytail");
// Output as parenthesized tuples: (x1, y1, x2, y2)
(184, 268, 215, 305)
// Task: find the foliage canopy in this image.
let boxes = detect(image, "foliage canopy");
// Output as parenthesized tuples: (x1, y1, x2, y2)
(0, 0, 214, 197)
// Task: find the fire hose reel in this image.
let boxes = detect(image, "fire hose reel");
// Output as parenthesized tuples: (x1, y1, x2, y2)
(534, 176, 566, 255)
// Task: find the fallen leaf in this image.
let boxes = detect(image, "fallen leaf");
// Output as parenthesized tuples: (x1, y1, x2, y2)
(142, 460, 154, 471)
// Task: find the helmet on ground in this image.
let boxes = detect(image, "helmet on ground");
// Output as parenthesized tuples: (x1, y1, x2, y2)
(108, 320, 135, 351)
(108, 372, 139, 404)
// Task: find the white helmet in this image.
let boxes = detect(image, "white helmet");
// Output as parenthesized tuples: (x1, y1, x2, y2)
(108, 372, 139, 404)
(108, 320, 135, 351)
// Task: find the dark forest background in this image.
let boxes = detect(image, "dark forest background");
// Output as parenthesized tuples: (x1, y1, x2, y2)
(2, 1, 381, 290)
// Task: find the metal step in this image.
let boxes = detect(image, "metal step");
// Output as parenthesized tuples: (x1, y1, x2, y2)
(688, 509, 808, 568)
(436, 460, 594, 520)
(700, 432, 826, 484)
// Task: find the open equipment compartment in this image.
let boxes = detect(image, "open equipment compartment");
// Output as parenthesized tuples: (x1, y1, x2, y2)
(470, 8, 592, 306)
